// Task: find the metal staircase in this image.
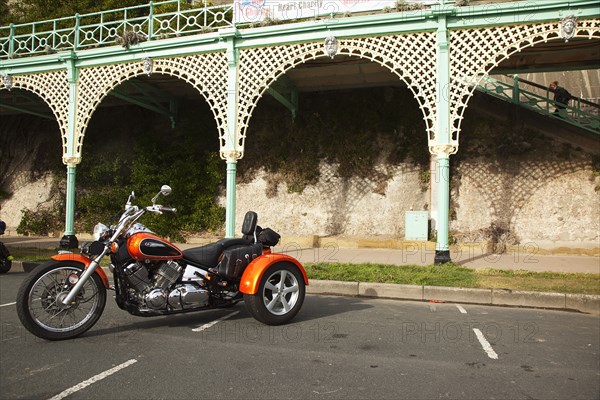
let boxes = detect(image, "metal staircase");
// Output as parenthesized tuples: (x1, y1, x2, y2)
(476, 75, 600, 135)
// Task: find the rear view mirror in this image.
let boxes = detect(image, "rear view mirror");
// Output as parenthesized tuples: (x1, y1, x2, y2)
(160, 185, 172, 196)
(152, 185, 172, 205)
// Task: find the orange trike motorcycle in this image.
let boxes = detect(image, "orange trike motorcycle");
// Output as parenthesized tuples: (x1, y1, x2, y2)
(16, 185, 308, 340)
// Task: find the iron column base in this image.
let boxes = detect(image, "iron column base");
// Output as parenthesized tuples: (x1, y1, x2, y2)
(434, 250, 451, 265)
(60, 234, 79, 249)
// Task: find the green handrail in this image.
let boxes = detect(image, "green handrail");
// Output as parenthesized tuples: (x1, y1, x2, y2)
(477, 75, 600, 135)
(0, 0, 489, 60)
(0, 0, 234, 59)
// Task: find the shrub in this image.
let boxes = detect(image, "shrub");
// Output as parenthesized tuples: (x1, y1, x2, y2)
(17, 208, 59, 236)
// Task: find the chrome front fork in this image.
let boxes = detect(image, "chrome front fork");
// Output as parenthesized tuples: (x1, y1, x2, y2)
(61, 247, 109, 305)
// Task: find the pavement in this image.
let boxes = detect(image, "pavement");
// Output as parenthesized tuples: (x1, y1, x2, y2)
(2, 235, 599, 315)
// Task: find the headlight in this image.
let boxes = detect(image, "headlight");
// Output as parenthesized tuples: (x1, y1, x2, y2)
(93, 223, 109, 241)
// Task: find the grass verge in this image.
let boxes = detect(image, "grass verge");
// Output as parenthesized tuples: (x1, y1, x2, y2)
(7, 247, 114, 267)
(9, 248, 600, 295)
(305, 262, 600, 295)
(7, 247, 60, 262)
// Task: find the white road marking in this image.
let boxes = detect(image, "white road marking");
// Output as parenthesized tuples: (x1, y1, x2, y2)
(0, 302, 16, 307)
(47, 359, 137, 400)
(192, 311, 239, 332)
(456, 304, 467, 314)
(473, 328, 499, 360)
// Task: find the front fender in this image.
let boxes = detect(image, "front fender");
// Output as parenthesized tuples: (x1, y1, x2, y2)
(51, 254, 110, 289)
(240, 253, 309, 295)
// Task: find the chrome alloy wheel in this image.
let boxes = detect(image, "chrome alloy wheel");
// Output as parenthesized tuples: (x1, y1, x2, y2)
(262, 269, 300, 316)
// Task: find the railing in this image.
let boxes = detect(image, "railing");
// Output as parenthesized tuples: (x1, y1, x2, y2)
(0, 0, 234, 59)
(477, 75, 600, 135)
(0, 0, 492, 60)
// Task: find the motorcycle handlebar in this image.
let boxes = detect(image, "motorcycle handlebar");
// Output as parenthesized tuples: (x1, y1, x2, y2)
(146, 205, 176, 213)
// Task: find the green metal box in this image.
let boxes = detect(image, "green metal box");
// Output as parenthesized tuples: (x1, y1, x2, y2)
(405, 211, 429, 241)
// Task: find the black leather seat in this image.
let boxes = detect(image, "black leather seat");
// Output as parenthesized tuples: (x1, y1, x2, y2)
(184, 211, 259, 267)
(182, 238, 251, 267)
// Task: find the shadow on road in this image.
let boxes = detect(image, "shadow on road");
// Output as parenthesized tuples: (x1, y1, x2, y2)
(76, 295, 373, 340)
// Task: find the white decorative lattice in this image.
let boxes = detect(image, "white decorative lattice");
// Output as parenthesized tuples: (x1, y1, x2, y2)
(449, 19, 600, 150)
(1, 70, 70, 157)
(237, 32, 438, 158)
(75, 52, 228, 159)
(5, 18, 598, 164)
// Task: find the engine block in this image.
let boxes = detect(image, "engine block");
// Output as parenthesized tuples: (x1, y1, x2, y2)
(124, 263, 150, 292)
(154, 260, 182, 290)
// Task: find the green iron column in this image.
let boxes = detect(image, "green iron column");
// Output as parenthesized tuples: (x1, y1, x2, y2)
(221, 28, 241, 238)
(60, 54, 80, 249)
(433, 11, 454, 265)
(225, 160, 237, 238)
(63, 164, 77, 241)
(433, 149, 452, 264)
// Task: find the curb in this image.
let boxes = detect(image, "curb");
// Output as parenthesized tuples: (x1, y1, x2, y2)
(9, 262, 600, 315)
(307, 280, 600, 316)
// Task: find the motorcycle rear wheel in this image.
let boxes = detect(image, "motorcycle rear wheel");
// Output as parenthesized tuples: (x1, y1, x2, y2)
(244, 262, 305, 325)
(16, 262, 106, 340)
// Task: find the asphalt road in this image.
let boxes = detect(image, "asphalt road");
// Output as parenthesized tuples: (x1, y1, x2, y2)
(1, 272, 599, 400)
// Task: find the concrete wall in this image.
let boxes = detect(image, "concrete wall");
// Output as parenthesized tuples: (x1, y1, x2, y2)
(229, 163, 428, 237)
(225, 155, 599, 251)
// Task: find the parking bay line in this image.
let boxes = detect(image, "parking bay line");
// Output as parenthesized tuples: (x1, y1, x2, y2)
(192, 311, 239, 332)
(473, 328, 499, 360)
(47, 359, 138, 400)
(456, 304, 467, 314)
(0, 302, 16, 307)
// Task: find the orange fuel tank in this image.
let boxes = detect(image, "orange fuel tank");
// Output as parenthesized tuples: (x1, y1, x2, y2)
(126, 232, 183, 261)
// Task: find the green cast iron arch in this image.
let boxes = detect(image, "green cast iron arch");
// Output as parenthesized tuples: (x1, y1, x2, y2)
(73, 53, 229, 160)
(236, 32, 439, 156)
(0, 71, 69, 156)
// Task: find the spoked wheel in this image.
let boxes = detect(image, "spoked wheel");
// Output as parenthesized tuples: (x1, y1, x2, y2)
(16, 262, 106, 340)
(244, 262, 305, 325)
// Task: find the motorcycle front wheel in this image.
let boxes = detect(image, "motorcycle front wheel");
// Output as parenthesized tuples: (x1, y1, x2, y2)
(244, 262, 305, 325)
(16, 261, 106, 340)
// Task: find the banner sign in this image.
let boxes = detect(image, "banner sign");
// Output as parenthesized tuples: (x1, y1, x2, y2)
(234, 0, 438, 24)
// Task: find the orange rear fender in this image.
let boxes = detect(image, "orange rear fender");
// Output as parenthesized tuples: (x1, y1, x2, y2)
(51, 254, 110, 289)
(240, 253, 309, 295)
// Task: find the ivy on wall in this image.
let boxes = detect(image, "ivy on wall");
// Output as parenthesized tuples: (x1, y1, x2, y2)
(239, 87, 430, 195)
(74, 101, 225, 241)
(11, 98, 225, 240)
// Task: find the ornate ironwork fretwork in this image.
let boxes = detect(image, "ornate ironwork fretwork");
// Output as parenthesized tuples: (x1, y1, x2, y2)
(237, 33, 438, 159)
(74, 52, 229, 160)
(0, 70, 70, 155)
